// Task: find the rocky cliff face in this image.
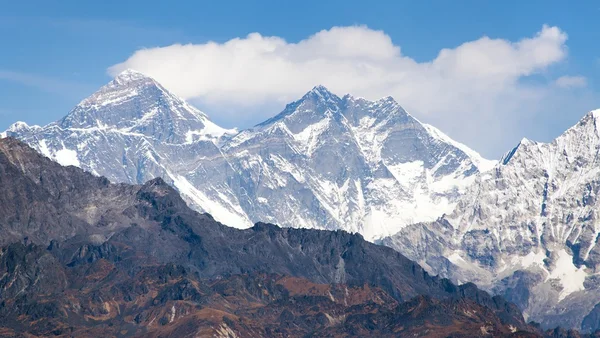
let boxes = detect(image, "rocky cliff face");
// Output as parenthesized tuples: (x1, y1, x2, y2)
(3, 70, 494, 240)
(0, 137, 489, 300)
(0, 243, 538, 337)
(0, 137, 535, 337)
(383, 111, 600, 331)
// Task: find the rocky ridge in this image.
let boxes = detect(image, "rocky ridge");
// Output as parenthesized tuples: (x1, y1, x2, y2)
(0, 137, 536, 337)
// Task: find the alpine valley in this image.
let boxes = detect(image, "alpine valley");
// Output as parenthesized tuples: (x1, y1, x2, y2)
(5, 69, 600, 333)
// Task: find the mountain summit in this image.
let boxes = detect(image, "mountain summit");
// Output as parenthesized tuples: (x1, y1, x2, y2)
(383, 109, 600, 330)
(223, 87, 496, 239)
(60, 69, 232, 144)
(4, 75, 495, 240)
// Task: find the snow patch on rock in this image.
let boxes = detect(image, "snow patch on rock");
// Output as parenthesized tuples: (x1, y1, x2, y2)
(55, 148, 80, 167)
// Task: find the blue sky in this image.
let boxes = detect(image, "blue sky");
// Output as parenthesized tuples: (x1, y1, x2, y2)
(2, 0, 600, 157)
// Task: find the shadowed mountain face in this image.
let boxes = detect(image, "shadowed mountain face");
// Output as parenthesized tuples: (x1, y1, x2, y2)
(0, 243, 538, 337)
(0, 137, 540, 337)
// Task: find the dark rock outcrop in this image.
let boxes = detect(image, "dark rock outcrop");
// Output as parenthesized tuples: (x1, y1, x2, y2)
(0, 137, 542, 336)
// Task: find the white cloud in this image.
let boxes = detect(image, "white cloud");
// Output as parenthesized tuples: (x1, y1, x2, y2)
(109, 25, 580, 158)
(555, 75, 587, 88)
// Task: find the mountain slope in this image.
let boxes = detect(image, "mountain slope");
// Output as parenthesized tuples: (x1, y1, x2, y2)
(0, 137, 497, 299)
(383, 110, 600, 331)
(4, 71, 495, 240)
(0, 244, 537, 337)
(3, 70, 250, 228)
(223, 87, 496, 239)
(0, 137, 535, 336)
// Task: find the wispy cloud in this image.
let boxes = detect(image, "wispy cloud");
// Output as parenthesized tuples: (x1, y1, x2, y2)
(555, 75, 587, 88)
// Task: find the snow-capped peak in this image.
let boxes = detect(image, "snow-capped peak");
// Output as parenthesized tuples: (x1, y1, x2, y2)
(423, 123, 497, 172)
(377, 95, 397, 104)
(1, 122, 41, 138)
(75, 69, 161, 110)
(308, 84, 334, 96)
(499, 137, 535, 165)
(302, 85, 341, 106)
(5, 78, 494, 242)
(6, 121, 36, 133)
(383, 108, 600, 330)
(223, 85, 495, 239)
(589, 108, 600, 120)
(113, 68, 153, 85)
(254, 86, 342, 129)
(54, 68, 237, 144)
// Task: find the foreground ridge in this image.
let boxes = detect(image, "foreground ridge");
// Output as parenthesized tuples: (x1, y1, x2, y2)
(0, 137, 538, 337)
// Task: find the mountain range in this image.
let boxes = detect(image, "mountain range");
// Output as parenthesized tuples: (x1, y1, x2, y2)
(3, 69, 495, 241)
(0, 137, 541, 337)
(382, 110, 600, 331)
(6, 69, 600, 331)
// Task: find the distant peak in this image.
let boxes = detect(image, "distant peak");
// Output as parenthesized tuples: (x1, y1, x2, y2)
(299, 85, 342, 107)
(519, 137, 533, 145)
(501, 138, 532, 165)
(60, 67, 218, 134)
(379, 95, 397, 103)
(117, 68, 147, 77)
(311, 84, 330, 92)
(254, 86, 341, 128)
(589, 109, 600, 120)
(4, 121, 40, 136)
(374, 95, 401, 109)
(113, 69, 155, 85)
(72, 69, 160, 110)
(307, 85, 336, 98)
(8, 121, 30, 131)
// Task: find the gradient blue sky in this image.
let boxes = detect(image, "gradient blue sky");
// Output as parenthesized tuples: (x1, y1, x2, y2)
(2, 0, 600, 157)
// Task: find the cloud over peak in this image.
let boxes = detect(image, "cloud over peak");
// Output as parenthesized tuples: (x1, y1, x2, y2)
(109, 25, 578, 157)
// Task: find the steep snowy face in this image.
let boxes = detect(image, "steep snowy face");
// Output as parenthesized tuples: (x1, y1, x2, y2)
(223, 86, 495, 240)
(382, 110, 600, 330)
(4, 76, 493, 240)
(4, 70, 249, 227)
(60, 69, 232, 144)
